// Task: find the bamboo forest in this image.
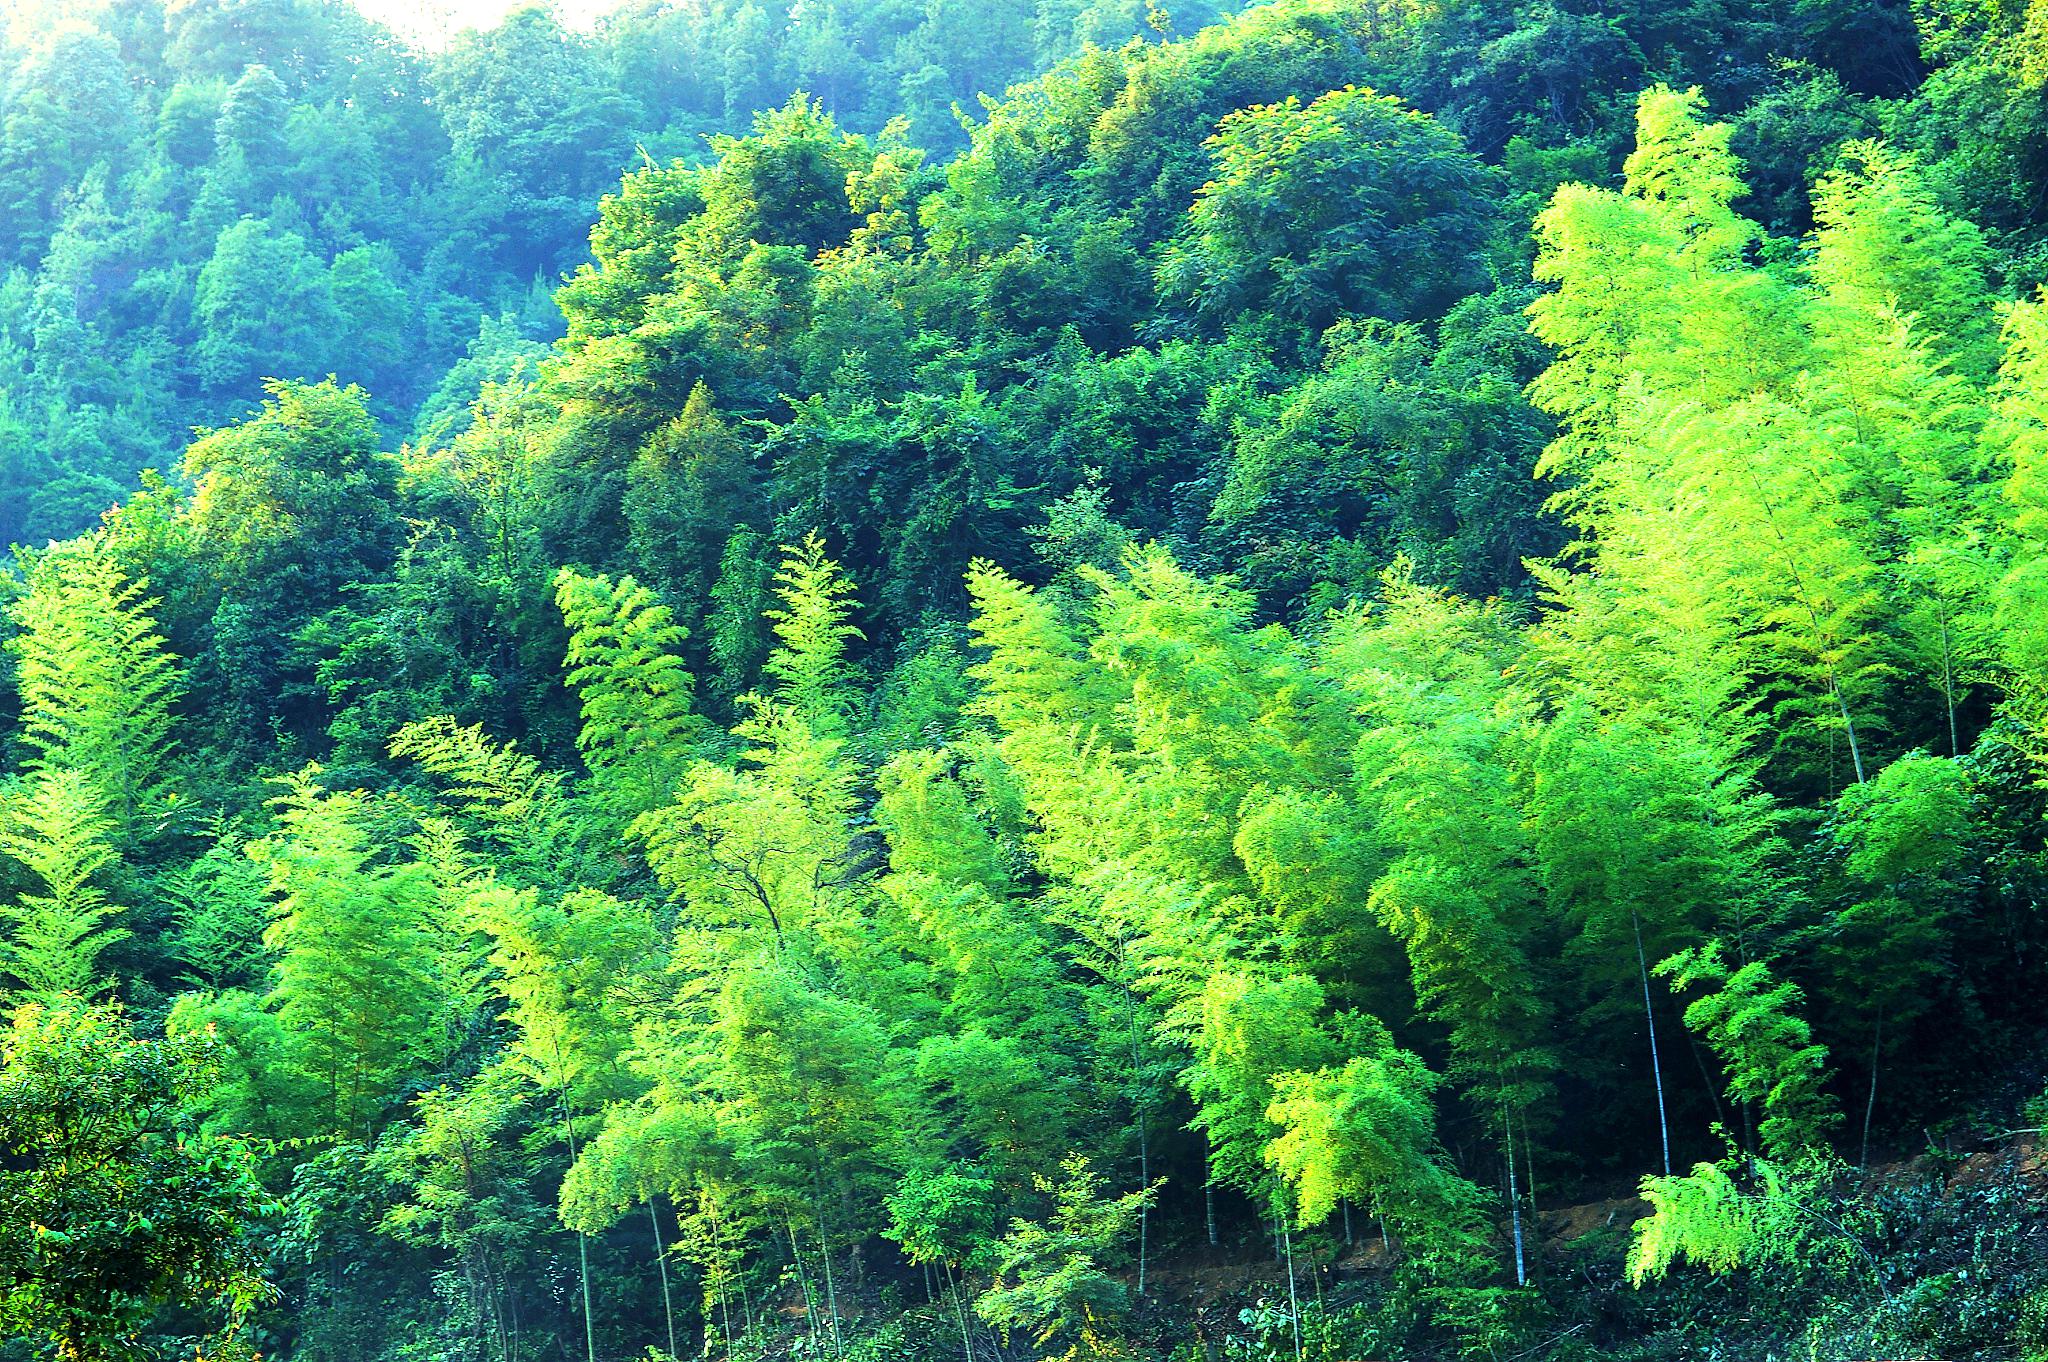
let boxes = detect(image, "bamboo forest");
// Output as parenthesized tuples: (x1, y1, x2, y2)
(8, 0, 2048, 1358)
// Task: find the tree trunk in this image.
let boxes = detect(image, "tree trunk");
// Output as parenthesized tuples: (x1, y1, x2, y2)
(1634, 913, 1673, 1176)
(561, 1103, 597, 1362)
(707, 1195, 736, 1354)
(738, 1262, 756, 1336)
(1279, 1201, 1304, 1362)
(1683, 1027, 1729, 1129)
(944, 1260, 975, 1362)
(1523, 1116, 1540, 1227)
(651, 1197, 678, 1359)
(1204, 1145, 1218, 1248)
(1834, 678, 1867, 785)
(1504, 1104, 1527, 1287)
(487, 1251, 513, 1362)
(819, 1233, 845, 1360)
(1861, 1009, 1883, 1168)
(1124, 970, 1152, 1295)
(786, 1216, 821, 1352)
(1136, 1106, 1150, 1296)
(812, 1191, 845, 1360)
(1940, 605, 1960, 757)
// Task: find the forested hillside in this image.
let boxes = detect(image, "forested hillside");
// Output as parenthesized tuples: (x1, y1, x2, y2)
(0, 0, 1233, 546)
(7, 1, 2048, 1360)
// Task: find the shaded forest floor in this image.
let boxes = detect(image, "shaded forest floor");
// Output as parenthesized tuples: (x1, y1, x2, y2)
(746, 1134, 2048, 1361)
